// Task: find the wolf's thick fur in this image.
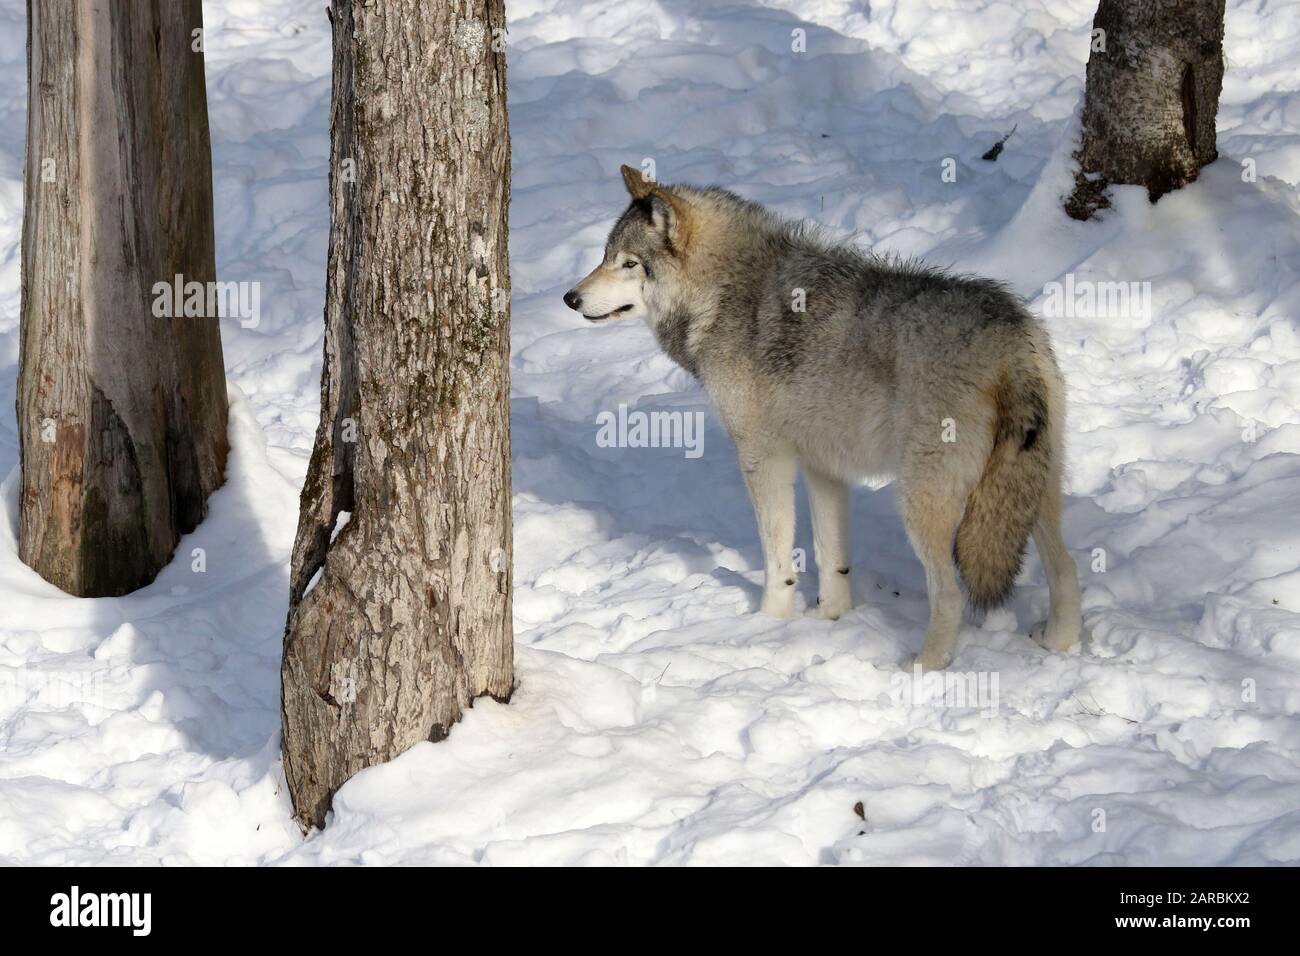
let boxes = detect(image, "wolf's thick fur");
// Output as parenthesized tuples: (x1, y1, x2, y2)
(564, 166, 1082, 669)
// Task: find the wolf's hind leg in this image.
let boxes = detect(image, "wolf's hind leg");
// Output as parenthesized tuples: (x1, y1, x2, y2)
(805, 466, 852, 620)
(738, 448, 798, 618)
(898, 482, 965, 671)
(1030, 480, 1081, 652)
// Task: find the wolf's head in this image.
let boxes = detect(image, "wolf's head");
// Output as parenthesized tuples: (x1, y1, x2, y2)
(563, 164, 692, 324)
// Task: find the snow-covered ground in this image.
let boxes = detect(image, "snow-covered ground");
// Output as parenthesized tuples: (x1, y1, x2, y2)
(2, 0, 1299, 865)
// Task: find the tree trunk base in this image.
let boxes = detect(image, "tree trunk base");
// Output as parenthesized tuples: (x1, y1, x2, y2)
(1065, 0, 1226, 220)
(19, 0, 228, 596)
(280, 0, 513, 832)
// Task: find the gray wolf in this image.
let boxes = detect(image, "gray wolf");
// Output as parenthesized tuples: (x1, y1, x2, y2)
(563, 165, 1081, 670)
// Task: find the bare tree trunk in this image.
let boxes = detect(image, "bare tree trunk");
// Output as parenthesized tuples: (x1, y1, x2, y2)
(19, 0, 228, 596)
(280, 0, 514, 831)
(1065, 0, 1226, 219)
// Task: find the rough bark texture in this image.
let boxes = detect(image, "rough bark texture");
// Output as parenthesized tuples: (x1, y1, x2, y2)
(281, 0, 514, 831)
(18, 0, 229, 596)
(1066, 0, 1226, 219)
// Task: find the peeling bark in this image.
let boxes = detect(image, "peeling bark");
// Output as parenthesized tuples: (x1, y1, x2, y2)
(18, 0, 228, 596)
(1065, 0, 1226, 219)
(281, 0, 514, 831)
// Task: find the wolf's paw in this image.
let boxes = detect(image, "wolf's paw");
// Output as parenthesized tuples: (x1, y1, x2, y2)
(1031, 618, 1079, 653)
(815, 578, 852, 620)
(911, 646, 953, 673)
(760, 587, 796, 619)
(814, 596, 851, 620)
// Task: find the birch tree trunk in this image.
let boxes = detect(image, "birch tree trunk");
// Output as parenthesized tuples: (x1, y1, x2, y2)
(280, 0, 514, 831)
(1065, 0, 1227, 219)
(18, 0, 228, 596)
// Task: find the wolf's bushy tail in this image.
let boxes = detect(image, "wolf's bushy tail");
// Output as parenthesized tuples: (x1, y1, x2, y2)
(954, 365, 1051, 611)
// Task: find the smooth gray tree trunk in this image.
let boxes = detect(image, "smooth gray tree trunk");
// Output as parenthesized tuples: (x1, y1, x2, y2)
(1066, 0, 1226, 219)
(18, 0, 228, 596)
(281, 0, 514, 831)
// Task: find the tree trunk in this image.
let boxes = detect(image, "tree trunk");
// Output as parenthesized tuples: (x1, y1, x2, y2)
(280, 0, 514, 831)
(1065, 0, 1226, 219)
(19, 0, 228, 596)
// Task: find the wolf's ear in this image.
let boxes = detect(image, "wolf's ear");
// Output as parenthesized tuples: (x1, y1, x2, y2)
(621, 164, 655, 200)
(649, 194, 674, 233)
(649, 190, 692, 249)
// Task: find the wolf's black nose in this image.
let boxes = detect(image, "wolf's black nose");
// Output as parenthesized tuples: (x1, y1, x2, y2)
(563, 290, 582, 311)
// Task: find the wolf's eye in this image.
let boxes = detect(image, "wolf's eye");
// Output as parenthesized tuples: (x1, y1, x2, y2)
(623, 259, 639, 269)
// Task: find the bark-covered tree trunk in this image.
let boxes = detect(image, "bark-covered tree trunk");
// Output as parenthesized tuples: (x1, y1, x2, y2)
(18, 0, 228, 596)
(1065, 0, 1226, 219)
(281, 0, 513, 831)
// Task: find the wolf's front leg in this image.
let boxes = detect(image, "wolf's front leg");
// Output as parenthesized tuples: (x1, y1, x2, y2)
(805, 466, 852, 619)
(738, 448, 798, 618)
